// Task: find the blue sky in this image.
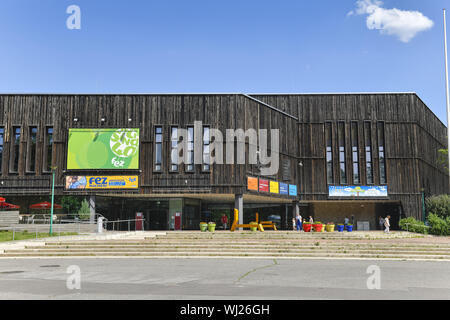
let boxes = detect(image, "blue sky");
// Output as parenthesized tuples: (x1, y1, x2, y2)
(0, 0, 448, 123)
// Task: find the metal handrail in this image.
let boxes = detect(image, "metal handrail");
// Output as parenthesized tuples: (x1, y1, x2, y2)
(103, 218, 146, 232)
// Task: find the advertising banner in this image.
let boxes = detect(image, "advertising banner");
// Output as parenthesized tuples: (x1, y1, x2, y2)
(65, 176, 139, 190)
(67, 128, 140, 170)
(247, 177, 259, 191)
(328, 186, 388, 198)
(279, 183, 288, 195)
(289, 185, 297, 196)
(259, 179, 269, 192)
(270, 181, 279, 194)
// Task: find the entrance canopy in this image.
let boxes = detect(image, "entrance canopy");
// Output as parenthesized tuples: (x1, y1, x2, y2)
(104, 193, 294, 204)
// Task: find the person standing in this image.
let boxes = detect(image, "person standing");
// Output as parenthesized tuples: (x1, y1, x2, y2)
(384, 215, 391, 234)
(379, 216, 385, 231)
(309, 216, 314, 232)
(296, 213, 302, 232)
(221, 214, 228, 230)
(344, 217, 349, 230)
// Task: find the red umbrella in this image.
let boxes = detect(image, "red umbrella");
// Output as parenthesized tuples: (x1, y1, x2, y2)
(0, 197, 6, 203)
(29, 202, 62, 210)
(0, 202, 20, 209)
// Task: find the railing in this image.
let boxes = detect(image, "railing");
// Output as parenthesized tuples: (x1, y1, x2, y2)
(0, 223, 89, 241)
(103, 218, 146, 232)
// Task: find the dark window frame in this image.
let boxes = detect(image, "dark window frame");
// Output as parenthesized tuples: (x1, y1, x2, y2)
(202, 126, 210, 172)
(10, 126, 21, 173)
(338, 121, 347, 185)
(364, 121, 374, 185)
(0, 127, 4, 174)
(170, 126, 179, 172)
(185, 126, 194, 173)
(42, 127, 53, 173)
(351, 121, 360, 184)
(26, 126, 38, 173)
(154, 125, 163, 173)
(325, 122, 334, 185)
(377, 121, 387, 185)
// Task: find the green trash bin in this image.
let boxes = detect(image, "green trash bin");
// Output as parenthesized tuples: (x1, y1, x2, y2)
(208, 223, 216, 232)
(200, 223, 208, 232)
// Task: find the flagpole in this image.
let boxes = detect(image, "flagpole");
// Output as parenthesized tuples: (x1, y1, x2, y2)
(444, 9, 450, 193)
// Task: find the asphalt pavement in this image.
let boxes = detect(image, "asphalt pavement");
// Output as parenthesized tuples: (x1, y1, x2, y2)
(0, 258, 449, 300)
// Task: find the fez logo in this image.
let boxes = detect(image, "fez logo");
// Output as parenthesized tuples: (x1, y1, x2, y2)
(110, 129, 139, 168)
(173, 121, 280, 176)
(66, 5, 81, 30)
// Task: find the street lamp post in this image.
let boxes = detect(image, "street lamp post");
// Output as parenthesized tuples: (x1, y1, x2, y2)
(444, 9, 450, 193)
(50, 166, 57, 235)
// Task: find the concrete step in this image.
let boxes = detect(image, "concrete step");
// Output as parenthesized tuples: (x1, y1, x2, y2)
(10, 248, 450, 256)
(2, 251, 450, 260)
(27, 244, 450, 253)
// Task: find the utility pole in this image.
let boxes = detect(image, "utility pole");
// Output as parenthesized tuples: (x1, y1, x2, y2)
(50, 166, 57, 235)
(444, 9, 450, 193)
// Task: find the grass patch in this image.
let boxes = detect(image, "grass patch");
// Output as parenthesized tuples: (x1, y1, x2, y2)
(0, 231, 78, 242)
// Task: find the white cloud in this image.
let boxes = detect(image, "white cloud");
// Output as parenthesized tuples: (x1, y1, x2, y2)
(349, 0, 434, 43)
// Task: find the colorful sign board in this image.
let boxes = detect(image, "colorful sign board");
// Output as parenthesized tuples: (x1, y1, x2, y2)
(67, 128, 140, 170)
(289, 184, 297, 196)
(65, 176, 139, 190)
(259, 179, 269, 192)
(328, 186, 388, 198)
(270, 181, 279, 194)
(247, 176, 297, 197)
(247, 177, 259, 191)
(279, 183, 288, 195)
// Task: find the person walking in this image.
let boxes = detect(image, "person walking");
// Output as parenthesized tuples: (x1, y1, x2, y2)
(221, 214, 228, 230)
(379, 216, 385, 231)
(384, 215, 391, 234)
(295, 213, 302, 232)
(309, 216, 314, 232)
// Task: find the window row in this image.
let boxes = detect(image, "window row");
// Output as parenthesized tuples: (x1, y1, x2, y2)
(154, 125, 210, 173)
(0, 126, 54, 174)
(325, 121, 386, 185)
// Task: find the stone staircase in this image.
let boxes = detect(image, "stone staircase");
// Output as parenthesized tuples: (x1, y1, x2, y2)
(2, 231, 450, 261)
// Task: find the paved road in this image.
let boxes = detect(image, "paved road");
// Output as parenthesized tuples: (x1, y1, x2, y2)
(0, 258, 449, 300)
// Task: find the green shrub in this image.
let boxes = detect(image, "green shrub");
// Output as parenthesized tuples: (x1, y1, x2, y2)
(427, 213, 450, 236)
(77, 199, 91, 220)
(426, 195, 450, 218)
(399, 217, 427, 234)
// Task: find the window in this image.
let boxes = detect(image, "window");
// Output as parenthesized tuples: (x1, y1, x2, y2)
(364, 122, 373, 184)
(378, 121, 387, 184)
(202, 126, 210, 171)
(325, 122, 333, 184)
(170, 127, 179, 172)
(27, 127, 37, 172)
(0, 128, 4, 173)
(10, 127, 21, 173)
(186, 126, 194, 172)
(43, 127, 53, 172)
(154, 126, 162, 172)
(351, 122, 360, 184)
(338, 122, 346, 184)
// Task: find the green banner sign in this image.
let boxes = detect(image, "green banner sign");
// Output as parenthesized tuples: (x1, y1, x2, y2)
(67, 128, 140, 170)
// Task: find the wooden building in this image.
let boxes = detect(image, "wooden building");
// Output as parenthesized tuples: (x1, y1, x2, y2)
(0, 93, 447, 230)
